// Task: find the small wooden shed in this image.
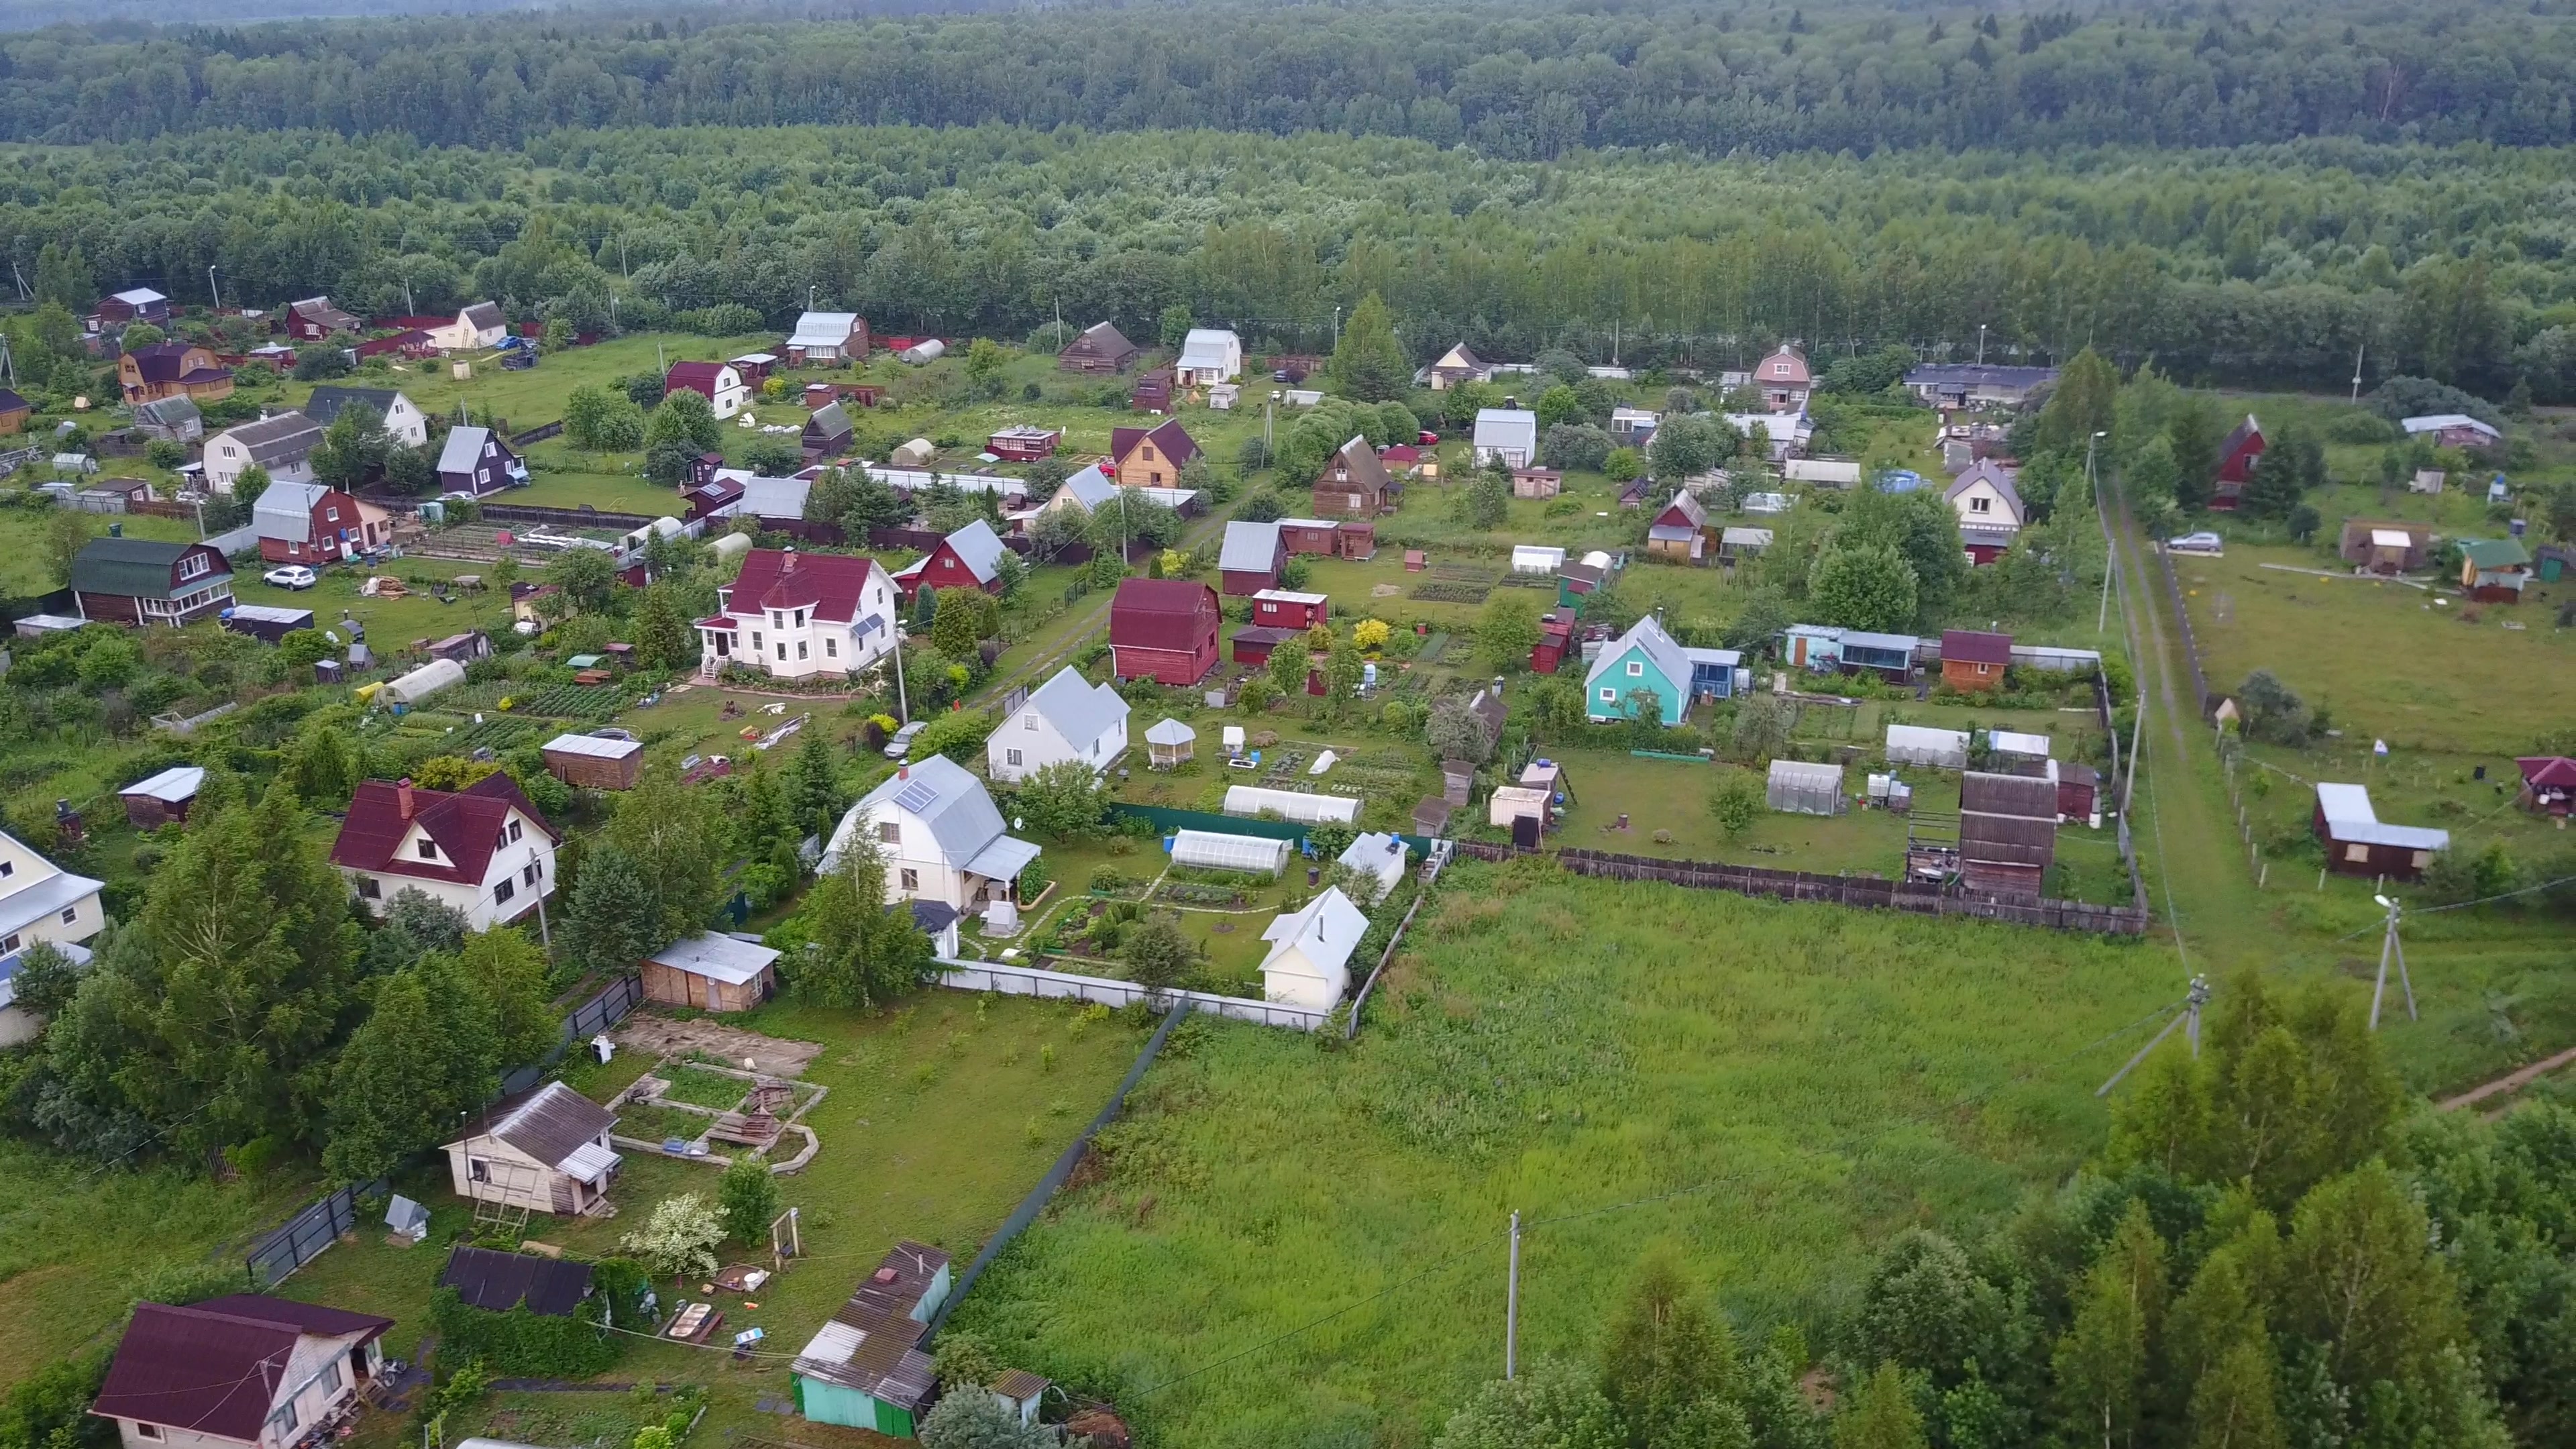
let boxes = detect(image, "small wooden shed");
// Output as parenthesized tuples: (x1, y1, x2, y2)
(643, 933, 783, 1012)
(118, 765, 205, 830)
(541, 732, 643, 790)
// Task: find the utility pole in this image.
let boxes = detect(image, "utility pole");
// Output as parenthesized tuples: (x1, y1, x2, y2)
(2349, 341, 2366, 404)
(891, 617, 911, 724)
(1054, 297, 1064, 351)
(1332, 305, 1342, 350)
(1504, 1210, 1521, 1381)
(403, 278, 416, 315)
(2369, 894, 2416, 1030)
(618, 235, 629, 278)
(2089, 431, 2112, 633)
(7, 252, 26, 302)
(2099, 975, 2210, 1095)
(1976, 323, 1988, 366)
(207, 264, 220, 312)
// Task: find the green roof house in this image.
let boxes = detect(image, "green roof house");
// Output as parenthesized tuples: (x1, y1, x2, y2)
(1585, 614, 1692, 727)
(68, 537, 234, 627)
(792, 1241, 952, 1438)
(2459, 537, 2532, 602)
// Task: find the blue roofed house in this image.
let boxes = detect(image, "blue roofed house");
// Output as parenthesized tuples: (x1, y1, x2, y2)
(822, 755, 1040, 914)
(1585, 614, 1693, 726)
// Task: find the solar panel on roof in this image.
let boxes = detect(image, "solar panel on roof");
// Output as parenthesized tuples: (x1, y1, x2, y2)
(894, 780, 942, 814)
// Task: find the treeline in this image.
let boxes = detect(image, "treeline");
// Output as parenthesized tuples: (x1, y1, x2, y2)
(13, 125, 2576, 397)
(1432, 972, 2576, 1449)
(7, 0, 2576, 154)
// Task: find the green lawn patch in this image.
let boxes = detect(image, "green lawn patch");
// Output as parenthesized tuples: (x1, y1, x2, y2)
(651, 1065, 753, 1110)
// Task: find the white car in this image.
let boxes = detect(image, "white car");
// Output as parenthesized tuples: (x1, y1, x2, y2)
(2165, 531, 2224, 555)
(262, 565, 318, 590)
(884, 720, 927, 759)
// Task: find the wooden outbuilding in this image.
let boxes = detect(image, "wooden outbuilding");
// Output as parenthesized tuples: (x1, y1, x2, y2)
(2314, 783, 2448, 880)
(444, 1081, 621, 1218)
(118, 765, 205, 830)
(541, 732, 643, 790)
(1959, 771, 2057, 894)
(1109, 577, 1221, 684)
(1058, 321, 1141, 374)
(1939, 630, 2012, 692)
(642, 932, 782, 1013)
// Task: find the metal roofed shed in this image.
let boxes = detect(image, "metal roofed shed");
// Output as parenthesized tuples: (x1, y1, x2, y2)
(2314, 783, 2449, 880)
(542, 732, 645, 790)
(219, 602, 315, 643)
(1886, 724, 1970, 769)
(1169, 829, 1293, 877)
(1767, 759, 1847, 816)
(118, 765, 205, 830)
(1337, 832, 1412, 903)
(1959, 771, 2060, 893)
(1987, 730, 2053, 761)
(643, 932, 782, 1012)
(1224, 785, 1360, 825)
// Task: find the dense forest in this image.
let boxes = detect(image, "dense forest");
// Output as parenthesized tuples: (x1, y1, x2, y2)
(11, 124, 2576, 397)
(4, 1, 2576, 154)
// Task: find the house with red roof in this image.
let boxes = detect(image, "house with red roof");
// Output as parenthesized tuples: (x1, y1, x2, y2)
(93, 1294, 395, 1449)
(1752, 344, 1812, 412)
(1109, 577, 1220, 685)
(329, 773, 560, 931)
(697, 547, 900, 682)
(2209, 415, 2266, 511)
(284, 296, 361, 341)
(1108, 419, 1200, 488)
(664, 361, 748, 419)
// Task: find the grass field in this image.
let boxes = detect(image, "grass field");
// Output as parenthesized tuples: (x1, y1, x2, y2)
(274, 994, 1150, 1444)
(947, 862, 2186, 1445)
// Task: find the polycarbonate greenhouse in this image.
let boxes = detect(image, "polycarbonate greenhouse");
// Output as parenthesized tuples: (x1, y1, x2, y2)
(1169, 830, 1293, 877)
(1223, 785, 1361, 824)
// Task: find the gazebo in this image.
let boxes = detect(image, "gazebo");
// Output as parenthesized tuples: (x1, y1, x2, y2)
(1144, 718, 1197, 769)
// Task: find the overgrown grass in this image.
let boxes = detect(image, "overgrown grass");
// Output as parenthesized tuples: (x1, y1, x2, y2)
(651, 1065, 753, 1110)
(949, 860, 2200, 1444)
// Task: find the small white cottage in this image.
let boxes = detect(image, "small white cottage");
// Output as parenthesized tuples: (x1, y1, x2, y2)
(1258, 888, 1369, 1013)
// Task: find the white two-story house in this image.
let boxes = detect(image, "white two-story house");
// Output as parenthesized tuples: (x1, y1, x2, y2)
(696, 548, 900, 681)
(987, 666, 1130, 784)
(823, 755, 1039, 914)
(92, 1294, 396, 1449)
(0, 828, 105, 1046)
(327, 774, 559, 931)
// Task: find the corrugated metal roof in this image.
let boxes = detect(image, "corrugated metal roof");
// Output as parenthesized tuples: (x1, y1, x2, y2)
(120, 765, 205, 803)
(440, 1246, 592, 1316)
(648, 932, 781, 985)
(1024, 666, 1129, 751)
(835, 755, 1010, 871)
(1220, 520, 1285, 573)
(460, 1081, 617, 1170)
(1260, 887, 1369, 979)
(542, 733, 643, 761)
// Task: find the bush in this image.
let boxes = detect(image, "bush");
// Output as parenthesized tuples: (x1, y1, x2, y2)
(676, 303, 763, 336)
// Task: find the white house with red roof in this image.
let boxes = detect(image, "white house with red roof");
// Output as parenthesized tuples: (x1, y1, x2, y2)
(889, 519, 1010, 600)
(697, 547, 899, 682)
(665, 361, 749, 419)
(328, 773, 560, 930)
(93, 1294, 395, 1449)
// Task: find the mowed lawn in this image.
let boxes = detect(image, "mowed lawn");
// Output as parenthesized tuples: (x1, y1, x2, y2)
(2174, 539, 2575, 756)
(278, 994, 1150, 1443)
(949, 861, 2188, 1447)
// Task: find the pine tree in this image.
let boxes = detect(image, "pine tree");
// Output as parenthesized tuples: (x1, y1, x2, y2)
(1835, 1364, 1927, 1449)
(632, 583, 692, 672)
(563, 843, 663, 976)
(789, 733, 846, 842)
(323, 954, 502, 1183)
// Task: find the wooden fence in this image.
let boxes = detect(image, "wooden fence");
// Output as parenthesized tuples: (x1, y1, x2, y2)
(1449, 840, 2148, 935)
(509, 419, 566, 447)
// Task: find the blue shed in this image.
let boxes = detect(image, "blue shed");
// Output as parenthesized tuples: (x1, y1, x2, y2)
(792, 1242, 953, 1439)
(1684, 646, 1744, 702)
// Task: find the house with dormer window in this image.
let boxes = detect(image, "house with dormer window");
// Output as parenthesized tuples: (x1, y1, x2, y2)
(696, 548, 899, 681)
(327, 774, 559, 931)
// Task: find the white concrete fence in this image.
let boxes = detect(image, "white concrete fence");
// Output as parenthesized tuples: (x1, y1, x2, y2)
(934, 958, 1328, 1032)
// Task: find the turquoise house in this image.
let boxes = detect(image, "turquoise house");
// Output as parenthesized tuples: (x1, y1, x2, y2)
(792, 1241, 953, 1438)
(1585, 614, 1693, 726)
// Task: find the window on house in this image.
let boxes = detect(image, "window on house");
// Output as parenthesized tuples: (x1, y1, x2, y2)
(1024, 714, 1038, 730)
(134, 1426, 162, 1442)
(357, 878, 380, 900)
(795, 642, 807, 659)
(508, 819, 522, 843)
(1627, 661, 1644, 676)
(177, 553, 209, 581)
(1969, 496, 1989, 513)
(320, 1360, 343, 1395)
(2345, 843, 2371, 863)
(59, 906, 76, 925)
(417, 840, 437, 859)
(877, 823, 900, 844)
(1007, 749, 1024, 767)
(795, 609, 806, 626)
(824, 638, 837, 657)
(468, 1157, 490, 1182)
(1774, 363, 1790, 377)
(0, 861, 12, 878)
(1599, 688, 1617, 703)
(325, 506, 339, 522)
(524, 861, 540, 885)
(900, 868, 919, 891)
(272, 1401, 298, 1437)
(0, 934, 17, 955)
(775, 643, 787, 659)
(494, 877, 515, 905)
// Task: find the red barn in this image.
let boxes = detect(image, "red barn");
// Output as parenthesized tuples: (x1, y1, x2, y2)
(2208, 415, 2266, 511)
(1109, 578, 1220, 685)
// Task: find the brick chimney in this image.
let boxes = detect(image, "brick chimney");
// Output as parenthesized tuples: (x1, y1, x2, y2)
(396, 779, 415, 819)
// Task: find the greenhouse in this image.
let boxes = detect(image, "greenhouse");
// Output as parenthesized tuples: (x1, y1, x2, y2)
(1169, 830, 1292, 877)
(1884, 724, 1969, 769)
(1766, 758, 1847, 816)
(1223, 785, 1361, 825)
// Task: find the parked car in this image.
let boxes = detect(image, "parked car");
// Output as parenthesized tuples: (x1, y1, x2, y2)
(262, 565, 317, 590)
(1416, 430, 1440, 445)
(884, 720, 927, 759)
(2166, 531, 2224, 555)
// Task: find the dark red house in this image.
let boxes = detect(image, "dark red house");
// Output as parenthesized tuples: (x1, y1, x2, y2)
(1218, 521, 1287, 596)
(2209, 415, 2266, 511)
(1109, 578, 1220, 685)
(987, 425, 1063, 462)
(285, 297, 361, 340)
(890, 519, 1008, 599)
(1248, 588, 1328, 631)
(94, 288, 169, 326)
(1532, 608, 1576, 674)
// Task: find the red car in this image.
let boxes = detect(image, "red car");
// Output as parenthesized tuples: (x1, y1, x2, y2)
(1416, 430, 1440, 445)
